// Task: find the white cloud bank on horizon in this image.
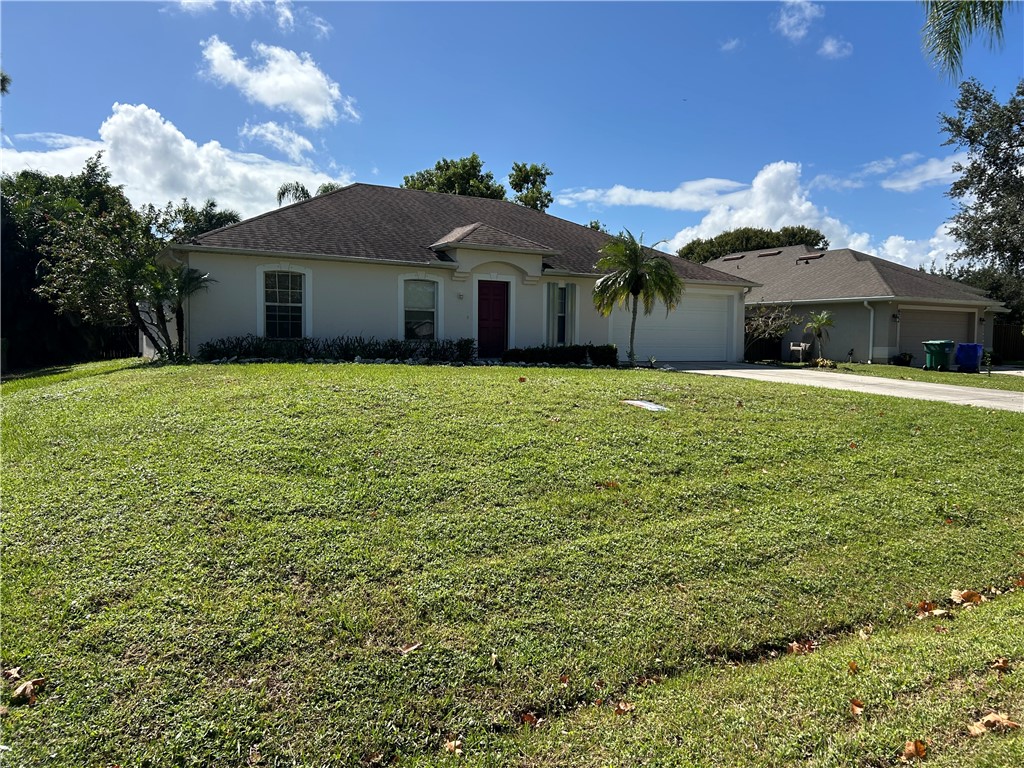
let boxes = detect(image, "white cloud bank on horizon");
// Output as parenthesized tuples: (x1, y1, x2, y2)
(200, 36, 357, 129)
(4, 103, 351, 218)
(557, 161, 961, 269)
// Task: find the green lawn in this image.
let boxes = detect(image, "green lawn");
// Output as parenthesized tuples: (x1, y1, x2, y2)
(807, 362, 1024, 393)
(2, 361, 1022, 766)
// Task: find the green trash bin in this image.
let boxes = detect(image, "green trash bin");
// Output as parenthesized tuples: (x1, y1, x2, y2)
(922, 340, 955, 371)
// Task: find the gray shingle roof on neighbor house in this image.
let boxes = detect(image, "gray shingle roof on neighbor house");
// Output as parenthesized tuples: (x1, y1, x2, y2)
(708, 245, 997, 305)
(189, 183, 754, 286)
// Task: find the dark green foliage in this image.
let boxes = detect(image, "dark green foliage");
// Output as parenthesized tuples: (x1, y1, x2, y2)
(677, 226, 830, 263)
(401, 153, 507, 199)
(146, 198, 241, 243)
(941, 78, 1024, 282)
(935, 261, 1024, 322)
(196, 334, 477, 363)
(500, 344, 618, 366)
(921, 0, 1018, 77)
(509, 162, 554, 212)
(1, 158, 138, 367)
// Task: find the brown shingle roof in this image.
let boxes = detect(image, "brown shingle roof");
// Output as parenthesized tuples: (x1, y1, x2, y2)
(708, 245, 997, 305)
(429, 222, 556, 253)
(190, 183, 754, 285)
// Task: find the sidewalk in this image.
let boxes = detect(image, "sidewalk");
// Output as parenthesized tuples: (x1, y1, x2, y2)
(661, 363, 1024, 413)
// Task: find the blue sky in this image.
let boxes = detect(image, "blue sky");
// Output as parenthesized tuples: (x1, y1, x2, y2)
(2, 1, 1021, 267)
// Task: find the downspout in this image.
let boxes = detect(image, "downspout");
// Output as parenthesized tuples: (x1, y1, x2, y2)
(863, 301, 874, 364)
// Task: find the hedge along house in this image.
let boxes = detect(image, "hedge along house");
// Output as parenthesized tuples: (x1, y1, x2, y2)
(159, 184, 756, 362)
(707, 245, 1007, 363)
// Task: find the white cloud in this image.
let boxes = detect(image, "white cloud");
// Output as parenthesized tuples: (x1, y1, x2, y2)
(720, 38, 741, 52)
(240, 120, 314, 163)
(11, 132, 103, 150)
(177, 0, 216, 14)
(2, 103, 352, 219)
(808, 173, 863, 191)
(880, 153, 966, 192)
(557, 178, 747, 212)
(310, 15, 333, 39)
(200, 36, 357, 129)
(229, 0, 264, 19)
(274, 0, 294, 32)
(877, 224, 958, 268)
(775, 0, 824, 42)
(818, 35, 853, 59)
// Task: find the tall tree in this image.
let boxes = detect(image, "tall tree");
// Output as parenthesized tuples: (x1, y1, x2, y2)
(401, 153, 506, 199)
(592, 230, 684, 366)
(276, 181, 345, 206)
(509, 162, 554, 212)
(941, 78, 1023, 280)
(146, 198, 241, 242)
(677, 226, 830, 263)
(1, 70, 10, 95)
(921, 1, 1019, 77)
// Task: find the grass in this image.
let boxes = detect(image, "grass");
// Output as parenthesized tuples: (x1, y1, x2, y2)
(2, 361, 1022, 766)
(793, 361, 1024, 393)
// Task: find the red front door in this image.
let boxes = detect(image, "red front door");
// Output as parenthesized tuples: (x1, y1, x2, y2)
(477, 281, 509, 358)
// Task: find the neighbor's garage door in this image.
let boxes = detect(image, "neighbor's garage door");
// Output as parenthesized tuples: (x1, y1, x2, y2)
(612, 294, 730, 362)
(899, 309, 973, 355)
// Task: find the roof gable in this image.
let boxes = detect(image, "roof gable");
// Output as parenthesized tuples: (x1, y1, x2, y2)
(190, 183, 755, 286)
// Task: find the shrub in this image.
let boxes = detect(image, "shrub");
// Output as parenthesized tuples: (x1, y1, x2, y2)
(197, 334, 476, 363)
(500, 344, 618, 367)
(812, 357, 837, 369)
(890, 352, 915, 366)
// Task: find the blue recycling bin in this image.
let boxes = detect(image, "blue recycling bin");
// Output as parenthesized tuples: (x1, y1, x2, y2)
(955, 342, 984, 373)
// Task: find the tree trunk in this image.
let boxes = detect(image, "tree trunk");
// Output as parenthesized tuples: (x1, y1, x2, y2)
(175, 304, 185, 358)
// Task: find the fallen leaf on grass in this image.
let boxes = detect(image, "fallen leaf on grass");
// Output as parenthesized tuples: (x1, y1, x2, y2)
(559, 674, 570, 687)
(968, 712, 1021, 736)
(934, 625, 949, 633)
(850, 698, 865, 717)
(518, 377, 527, 383)
(399, 642, 422, 655)
(991, 658, 1011, 673)
(444, 739, 463, 756)
(848, 661, 859, 675)
(521, 712, 538, 726)
(0, 706, 8, 718)
(951, 589, 984, 605)
(596, 480, 620, 489)
(10, 678, 45, 706)
(2, 667, 21, 682)
(858, 625, 874, 641)
(614, 701, 636, 715)
(787, 639, 817, 655)
(901, 739, 927, 761)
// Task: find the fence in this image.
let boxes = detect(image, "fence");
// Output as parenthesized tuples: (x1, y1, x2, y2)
(992, 323, 1024, 363)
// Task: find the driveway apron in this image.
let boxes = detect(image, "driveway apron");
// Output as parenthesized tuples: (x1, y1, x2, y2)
(662, 363, 1024, 413)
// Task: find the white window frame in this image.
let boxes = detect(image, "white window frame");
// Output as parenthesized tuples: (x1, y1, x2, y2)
(545, 281, 578, 346)
(399, 273, 444, 340)
(256, 263, 313, 338)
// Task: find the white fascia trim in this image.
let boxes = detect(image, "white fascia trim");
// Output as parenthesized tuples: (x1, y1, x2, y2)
(174, 244, 458, 271)
(256, 262, 313, 337)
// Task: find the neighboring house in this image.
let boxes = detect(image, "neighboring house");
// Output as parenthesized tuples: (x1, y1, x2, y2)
(161, 184, 756, 362)
(708, 245, 1007, 363)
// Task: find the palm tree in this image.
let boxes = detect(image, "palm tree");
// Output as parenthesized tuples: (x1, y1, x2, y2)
(276, 181, 311, 206)
(804, 310, 834, 360)
(276, 181, 344, 206)
(592, 229, 684, 366)
(1, 70, 11, 95)
(921, 1, 1018, 77)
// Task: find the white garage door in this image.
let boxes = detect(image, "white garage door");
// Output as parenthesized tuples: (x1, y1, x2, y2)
(612, 294, 731, 362)
(899, 309, 973, 355)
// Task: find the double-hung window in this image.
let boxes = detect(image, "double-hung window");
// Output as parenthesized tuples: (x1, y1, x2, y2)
(404, 280, 437, 341)
(264, 271, 304, 339)
(546, 283, 576, 345)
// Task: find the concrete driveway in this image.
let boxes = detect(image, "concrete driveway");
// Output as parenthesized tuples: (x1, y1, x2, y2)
(661, 363, 1024, 413)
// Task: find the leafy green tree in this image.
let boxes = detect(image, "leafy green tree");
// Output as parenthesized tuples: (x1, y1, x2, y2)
(941, 78, 1023, 284)
(937, 262, 1024, 322)
(804, 310, 834, 360)
(592, 230, 684, 366)
(146, 198, 241, 242)
(401, 153, 507, 199)
(587, 220, 609, 233)
(921, 1, 1019, 77)
(677, 226, 830, 263)
(2, 157, 138, 366)
(509, 162, 554, 212)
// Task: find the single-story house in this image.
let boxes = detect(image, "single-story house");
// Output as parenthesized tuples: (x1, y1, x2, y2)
(161, 183, 757, 362)
(707, 245, 1007, 363)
